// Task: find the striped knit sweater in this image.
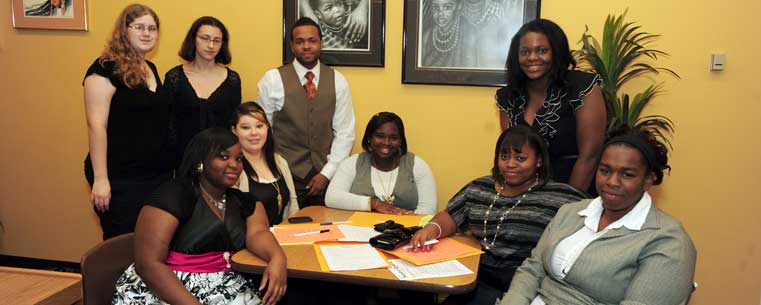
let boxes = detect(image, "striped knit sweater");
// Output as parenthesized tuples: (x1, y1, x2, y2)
(447, 176, 587, 276)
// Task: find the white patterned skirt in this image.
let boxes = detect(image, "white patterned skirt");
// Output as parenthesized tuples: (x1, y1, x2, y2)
(112, 264, 262, 305)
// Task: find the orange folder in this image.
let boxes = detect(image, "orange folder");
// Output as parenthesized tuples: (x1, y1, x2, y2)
(272, 225, 345, 245)
(382, 237, 483, 266)
(347, 211, 424, 228)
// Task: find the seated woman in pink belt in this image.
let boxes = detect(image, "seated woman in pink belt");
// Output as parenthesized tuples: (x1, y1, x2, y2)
(112, 128, 287, 305)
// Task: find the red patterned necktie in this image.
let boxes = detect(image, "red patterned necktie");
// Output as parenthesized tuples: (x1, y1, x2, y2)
(304, 71, 317, 100)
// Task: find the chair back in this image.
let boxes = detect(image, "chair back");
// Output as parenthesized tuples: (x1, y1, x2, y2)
(80, 233, 135, 305)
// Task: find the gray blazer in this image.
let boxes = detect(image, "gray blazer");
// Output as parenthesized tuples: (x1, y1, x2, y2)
(500, 199, 696, 305)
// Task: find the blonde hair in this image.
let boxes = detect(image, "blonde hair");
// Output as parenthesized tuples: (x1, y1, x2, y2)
(99, 4, 159, 89)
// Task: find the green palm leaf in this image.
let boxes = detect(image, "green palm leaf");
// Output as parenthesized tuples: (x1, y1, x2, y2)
(576, 9, 678, 144)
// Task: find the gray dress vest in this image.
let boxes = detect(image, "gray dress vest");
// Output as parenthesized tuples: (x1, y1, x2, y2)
(273, 63, 336, 179)
(349, 152, 419, 211)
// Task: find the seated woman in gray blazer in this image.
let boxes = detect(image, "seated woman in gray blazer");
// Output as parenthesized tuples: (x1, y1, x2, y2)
(500, 127, 697, 305)
(326, 112, 437, 215)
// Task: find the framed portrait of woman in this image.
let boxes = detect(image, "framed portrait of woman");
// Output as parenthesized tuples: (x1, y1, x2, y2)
(402, 0, 540, 86)
(283, 0, 386, 67)
(11, 0, 88, 30)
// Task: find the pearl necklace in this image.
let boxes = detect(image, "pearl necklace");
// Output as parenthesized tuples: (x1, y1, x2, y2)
(462, 0, 503, 26)
(433, 17, 461, 53)
(482, 179, 538, 250)
(199, 183, 226, 212)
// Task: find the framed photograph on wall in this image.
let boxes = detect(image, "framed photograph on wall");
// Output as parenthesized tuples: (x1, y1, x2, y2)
(283, 0, 386, 67)
(11, 0, 88, 31)
(402, 0, 540, 86)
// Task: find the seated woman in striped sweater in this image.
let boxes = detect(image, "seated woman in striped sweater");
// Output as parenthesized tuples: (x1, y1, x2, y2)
(409, 125, 586, 305)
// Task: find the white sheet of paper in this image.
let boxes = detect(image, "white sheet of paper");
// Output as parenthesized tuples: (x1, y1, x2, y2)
(319, 244, 388, 271)
(388, 259, 473, 281)
(336, 225, 381, 242)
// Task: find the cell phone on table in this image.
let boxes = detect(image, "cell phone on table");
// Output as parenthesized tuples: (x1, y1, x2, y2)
(288, 216, 313, 224)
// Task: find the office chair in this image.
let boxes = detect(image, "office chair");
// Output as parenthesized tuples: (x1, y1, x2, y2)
(80, 233, 134, 305)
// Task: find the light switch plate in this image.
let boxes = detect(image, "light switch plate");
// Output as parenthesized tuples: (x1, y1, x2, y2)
(711, 53, 725, 71)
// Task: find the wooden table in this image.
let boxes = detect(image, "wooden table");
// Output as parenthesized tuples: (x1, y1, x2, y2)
(232, 206, 481, 294)
(0, 266, 82, 305)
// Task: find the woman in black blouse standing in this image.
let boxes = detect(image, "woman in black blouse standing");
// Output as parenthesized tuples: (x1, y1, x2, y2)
(165, 16, 241, 166)
(496, 19, 606, 193)
(83, 4, 171, 239)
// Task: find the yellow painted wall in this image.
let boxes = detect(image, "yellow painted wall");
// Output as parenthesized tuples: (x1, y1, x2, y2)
(0, 1, 758, 304)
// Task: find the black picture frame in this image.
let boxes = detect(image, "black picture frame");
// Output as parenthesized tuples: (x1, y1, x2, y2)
(283, 0, 386, 67)
(402, 0, 541, 86)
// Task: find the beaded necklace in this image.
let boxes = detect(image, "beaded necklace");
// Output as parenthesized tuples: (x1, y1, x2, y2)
(482, 178, 538, 250)
(432, 16, 461, 53)
(462, 0, 503, 26)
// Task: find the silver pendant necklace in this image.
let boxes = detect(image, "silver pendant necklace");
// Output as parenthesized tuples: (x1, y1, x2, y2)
(199, 183, 226, 212)
(482, 178, 538, 250)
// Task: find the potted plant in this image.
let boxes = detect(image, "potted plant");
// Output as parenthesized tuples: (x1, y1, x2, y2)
(575, 10, 678, 145)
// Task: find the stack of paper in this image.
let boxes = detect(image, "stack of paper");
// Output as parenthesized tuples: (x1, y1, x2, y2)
(388, 259, 473, 280)
(336, 225, 381, 242)
(316, 244, 388, 271)
(281, 211, 481, 280)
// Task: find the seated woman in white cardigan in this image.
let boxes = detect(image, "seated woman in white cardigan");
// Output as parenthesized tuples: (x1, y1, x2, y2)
(326, 112, 437, 215)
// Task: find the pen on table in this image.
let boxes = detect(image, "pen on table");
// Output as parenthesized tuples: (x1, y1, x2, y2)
(319, 221, 351, 225)
(292, 229, 330, 237)
(403, 239, 439, 250)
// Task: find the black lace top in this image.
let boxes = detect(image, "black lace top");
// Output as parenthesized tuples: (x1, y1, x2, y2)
(496, 70, 603, 184)
(165, 66, 241, 167)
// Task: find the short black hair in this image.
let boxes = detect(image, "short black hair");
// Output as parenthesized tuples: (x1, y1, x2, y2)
(604, 127, 671, 185)
(491, 125, 552, 186)
(361, 112, 408, 155)
(178, 16, 232, 65)
(503, 19, 576, 102)
(290, 17, 322, 41)
(177, 128, 239, 184)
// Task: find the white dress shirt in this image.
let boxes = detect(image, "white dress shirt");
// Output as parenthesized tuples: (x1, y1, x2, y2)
(529, 193, 652, 305)
(255, 60, 355, 179)
(325, 154, 438, 215)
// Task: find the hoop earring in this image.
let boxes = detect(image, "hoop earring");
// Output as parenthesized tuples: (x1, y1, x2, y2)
(196, 162, 204, 174)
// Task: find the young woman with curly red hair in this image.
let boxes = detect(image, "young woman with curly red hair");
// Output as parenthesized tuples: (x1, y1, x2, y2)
(83, 4, 172, 239)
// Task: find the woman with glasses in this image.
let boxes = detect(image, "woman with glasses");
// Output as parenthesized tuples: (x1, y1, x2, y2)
(165, 16, 242, 167)
(83, 4, 172, 240)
